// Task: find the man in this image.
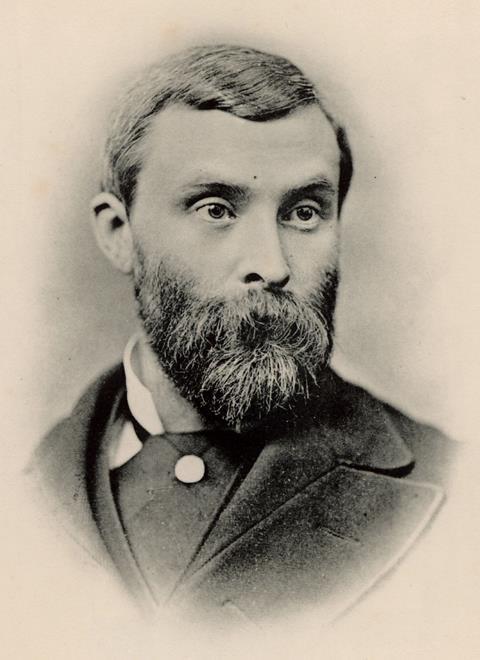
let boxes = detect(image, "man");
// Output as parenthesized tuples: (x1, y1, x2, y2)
(28, 44, 455, 627)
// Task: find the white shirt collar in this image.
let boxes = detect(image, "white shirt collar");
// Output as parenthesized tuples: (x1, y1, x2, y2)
(109, 334, 164, 469)
(123, 333, 164, 436)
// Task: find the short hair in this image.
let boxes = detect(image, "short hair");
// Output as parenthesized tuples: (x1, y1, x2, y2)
(101, 44, 353, 213)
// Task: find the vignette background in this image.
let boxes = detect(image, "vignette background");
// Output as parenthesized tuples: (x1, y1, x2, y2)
(2, 0, 480, 657)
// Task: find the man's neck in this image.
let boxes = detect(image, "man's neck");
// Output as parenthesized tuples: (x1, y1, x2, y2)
(132, 330, 208, 434)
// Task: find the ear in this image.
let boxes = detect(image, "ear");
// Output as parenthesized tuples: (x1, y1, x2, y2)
(90, 192, 134, 274)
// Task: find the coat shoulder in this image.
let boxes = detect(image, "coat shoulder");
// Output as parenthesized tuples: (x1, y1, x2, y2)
(329, 369, 458, 486)
(27, 363, 125, 483)
(382, 401, 458, 485)
(24, 362, 127, 570)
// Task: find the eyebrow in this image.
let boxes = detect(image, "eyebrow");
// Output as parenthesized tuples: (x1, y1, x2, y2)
(178, 175, 337, 208)
(179, 182, 249, 207)
(279, 178, 337, 207)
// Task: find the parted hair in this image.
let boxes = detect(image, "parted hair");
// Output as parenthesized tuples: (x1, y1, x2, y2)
(101, 44, 353, 212)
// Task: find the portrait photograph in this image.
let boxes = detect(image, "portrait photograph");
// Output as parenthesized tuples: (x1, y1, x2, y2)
(3, 0, 480, 658)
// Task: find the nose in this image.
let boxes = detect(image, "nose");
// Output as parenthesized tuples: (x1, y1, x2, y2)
(235, 217, 290, 290)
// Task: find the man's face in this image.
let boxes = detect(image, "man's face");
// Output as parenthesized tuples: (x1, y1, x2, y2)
(129, 104, 342, 427)
(131, 104, 340, 300)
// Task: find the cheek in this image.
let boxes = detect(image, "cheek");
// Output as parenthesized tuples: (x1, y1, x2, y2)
(159, 230, 232, 293)
(132, 209, 201, 267)
(132, 225, 227, 299)
(284, 225, 339, 283)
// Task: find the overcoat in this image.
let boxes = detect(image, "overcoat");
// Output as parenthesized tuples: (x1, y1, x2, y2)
(27, 363, 455, 627)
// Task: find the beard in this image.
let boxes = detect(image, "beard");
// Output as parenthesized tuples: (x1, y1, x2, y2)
(133, 251, 338, 430)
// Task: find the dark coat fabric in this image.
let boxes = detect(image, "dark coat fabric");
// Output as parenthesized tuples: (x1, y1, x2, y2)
(27, 363, 455, 627)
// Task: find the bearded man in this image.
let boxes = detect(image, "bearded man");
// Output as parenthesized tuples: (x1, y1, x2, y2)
(28, 44, 455, 626)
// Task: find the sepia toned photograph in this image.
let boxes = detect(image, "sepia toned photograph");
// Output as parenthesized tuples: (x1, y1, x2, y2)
(3, 1, 480, 657)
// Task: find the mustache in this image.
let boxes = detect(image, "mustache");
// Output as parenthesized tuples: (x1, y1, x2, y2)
(163, 286, 335, 358)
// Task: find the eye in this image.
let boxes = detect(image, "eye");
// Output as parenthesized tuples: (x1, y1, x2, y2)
(206, 204, 228, 219)
(293, 206, 317, 222)
(283, 204, 322, 229)
(194, 201, 236, 224)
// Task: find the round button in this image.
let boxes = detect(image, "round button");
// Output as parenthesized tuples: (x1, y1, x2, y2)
(174, 455, 205, 484)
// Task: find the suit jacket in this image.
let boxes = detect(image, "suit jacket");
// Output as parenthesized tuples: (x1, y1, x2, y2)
(27, 363, 455, 628)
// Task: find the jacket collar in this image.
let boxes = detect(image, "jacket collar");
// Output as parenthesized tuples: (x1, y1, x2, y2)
(317, 372, 414, 473)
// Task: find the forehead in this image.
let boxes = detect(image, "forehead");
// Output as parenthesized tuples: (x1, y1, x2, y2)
(137, 104, 340, 194)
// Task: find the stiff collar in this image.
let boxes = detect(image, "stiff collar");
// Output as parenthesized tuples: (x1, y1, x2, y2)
(109, 335, 164, 469)
(123, 334, 164, 435)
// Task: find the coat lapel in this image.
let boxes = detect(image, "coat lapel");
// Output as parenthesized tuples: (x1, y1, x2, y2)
(172, 465, 443, 624)
(181, 372, 415, 581)
(26, 367, 121, 566)
(27, 364, 156, 611)
(168, 374, 446, 623)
